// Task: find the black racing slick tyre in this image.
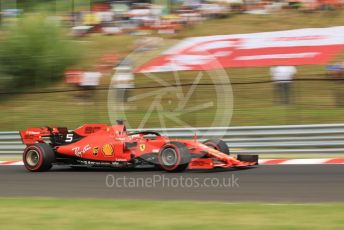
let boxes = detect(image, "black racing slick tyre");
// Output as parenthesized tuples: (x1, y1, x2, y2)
(23, 143, 55, 172)
(203, 139, 230, 155)
(158, 142, 191, 172)
(237, 154, 259, 165)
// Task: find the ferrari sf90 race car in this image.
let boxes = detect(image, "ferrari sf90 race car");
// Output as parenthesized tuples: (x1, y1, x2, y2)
(20, 121, 258, 172)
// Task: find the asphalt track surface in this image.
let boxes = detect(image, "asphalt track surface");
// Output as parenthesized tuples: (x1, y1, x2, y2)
(0, 165, 343, 202)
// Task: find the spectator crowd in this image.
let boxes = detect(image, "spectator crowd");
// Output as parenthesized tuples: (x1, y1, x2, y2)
(1, 0, 344, 36)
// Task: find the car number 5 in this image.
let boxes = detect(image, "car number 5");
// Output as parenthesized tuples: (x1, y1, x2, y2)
(66, 133, 73, 142)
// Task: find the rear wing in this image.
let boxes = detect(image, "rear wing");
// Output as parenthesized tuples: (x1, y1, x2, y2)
(20, 127, 69, 145)
(20, 124, 107, 145)
(20, 127, 53, 145)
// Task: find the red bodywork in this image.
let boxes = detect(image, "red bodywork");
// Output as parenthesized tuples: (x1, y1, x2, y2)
(20, 123, 257, 170)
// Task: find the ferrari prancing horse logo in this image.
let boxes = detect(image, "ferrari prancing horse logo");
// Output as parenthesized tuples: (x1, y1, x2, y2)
(139, 144, 145, 151)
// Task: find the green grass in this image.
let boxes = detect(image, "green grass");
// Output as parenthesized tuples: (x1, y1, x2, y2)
(19, 0, 99, 13)
(0, 198, 343, 230)
(2, 74, 344, 130)
(0, 156, 21, 161)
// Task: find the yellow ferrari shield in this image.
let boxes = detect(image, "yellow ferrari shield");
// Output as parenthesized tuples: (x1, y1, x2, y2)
(139, 144, 145, 151)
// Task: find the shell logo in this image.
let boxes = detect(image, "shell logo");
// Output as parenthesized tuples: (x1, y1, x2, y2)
(102, 144, 114, 156)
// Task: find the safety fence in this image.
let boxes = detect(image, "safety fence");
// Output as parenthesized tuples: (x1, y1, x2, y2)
(2, 123, 344, 154)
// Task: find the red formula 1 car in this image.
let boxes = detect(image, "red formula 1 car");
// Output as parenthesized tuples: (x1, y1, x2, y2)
(20, 121, 258, 172)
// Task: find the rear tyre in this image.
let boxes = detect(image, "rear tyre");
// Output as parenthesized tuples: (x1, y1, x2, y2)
(203, 139, 230, 155)
(158, 142, 191, 172)
(23, 143, 55, 172)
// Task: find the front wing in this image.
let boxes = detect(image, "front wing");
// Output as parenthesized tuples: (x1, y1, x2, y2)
(188, 155, 258, 170)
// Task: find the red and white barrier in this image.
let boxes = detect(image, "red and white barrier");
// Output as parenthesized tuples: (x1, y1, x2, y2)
(259, 158, 344, 165)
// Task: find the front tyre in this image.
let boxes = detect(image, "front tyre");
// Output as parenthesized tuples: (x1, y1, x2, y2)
(237, 154, 259, 165)
(23, 143, 55, 172)
(158, 142, 191, 172)
(203, 139, 230, 155)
